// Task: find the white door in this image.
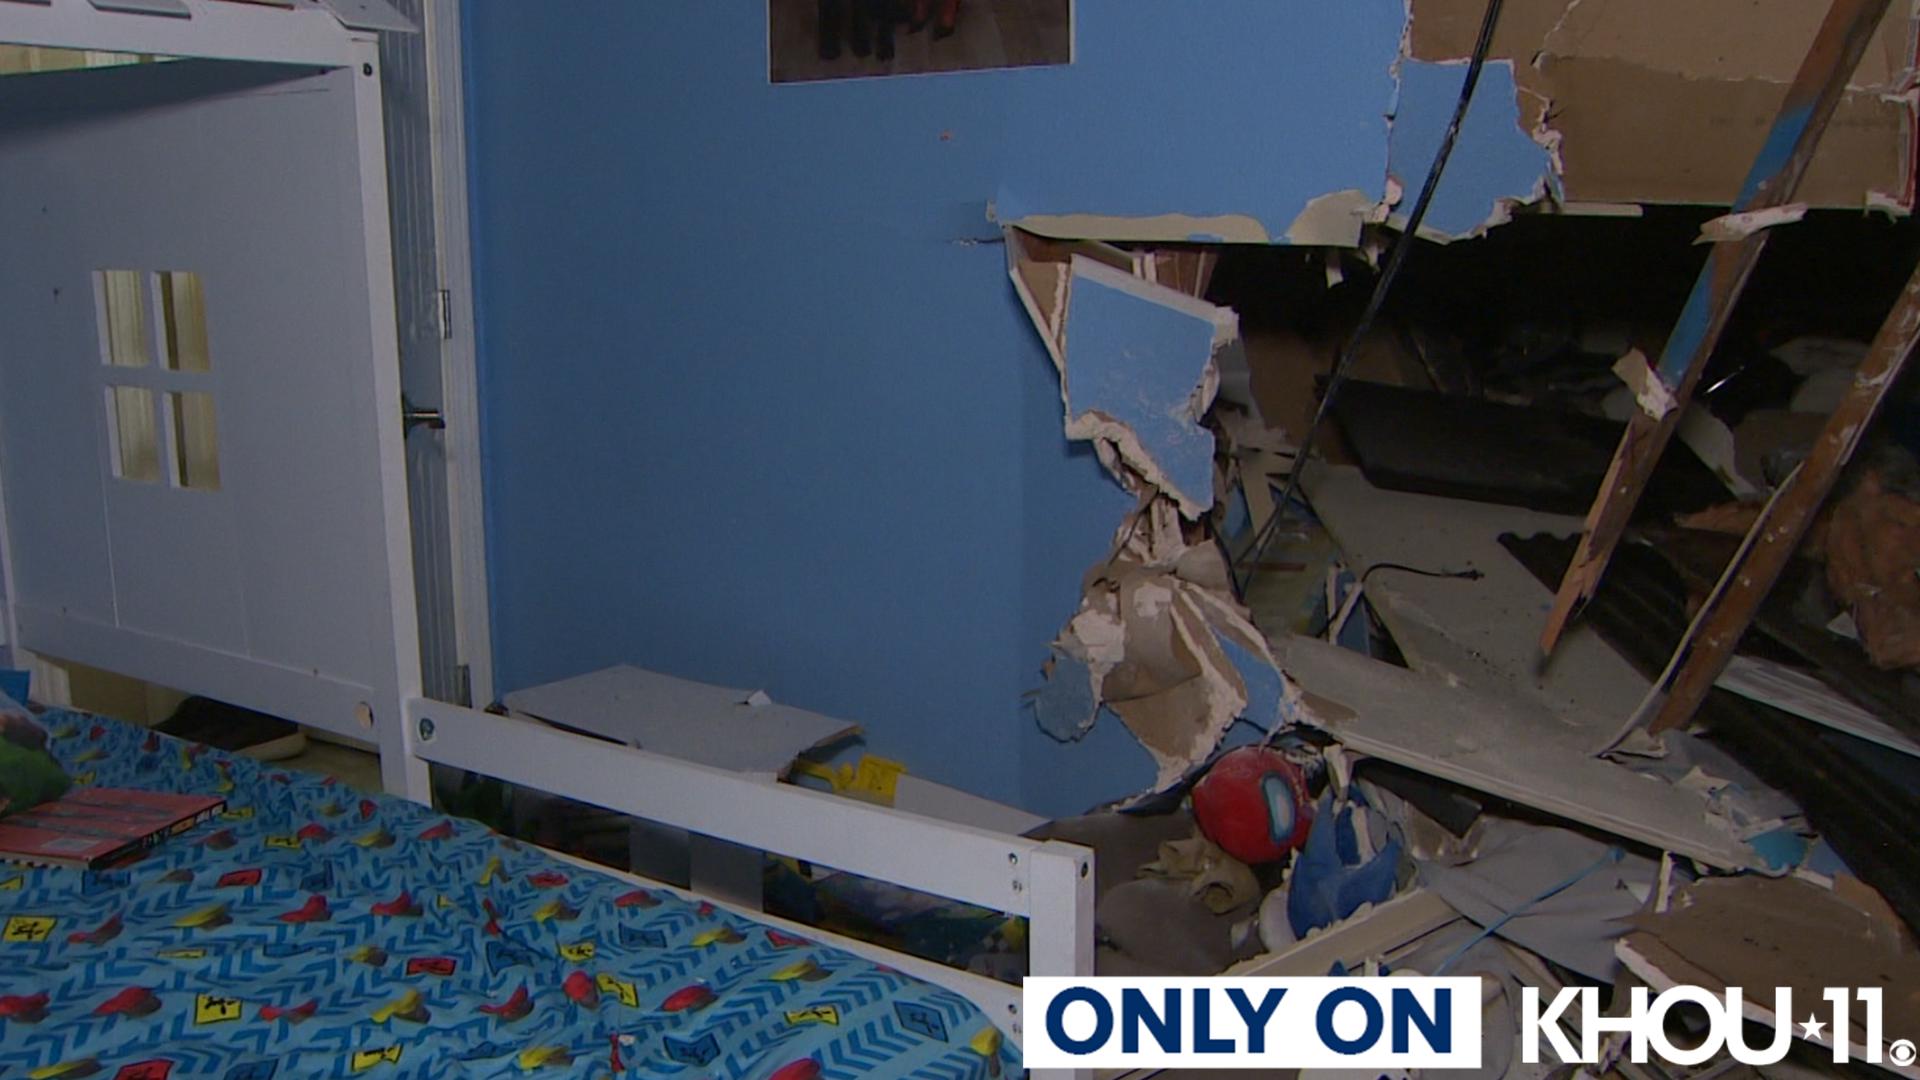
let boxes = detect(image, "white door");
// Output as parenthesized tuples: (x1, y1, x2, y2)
(0, 54, 425, 796)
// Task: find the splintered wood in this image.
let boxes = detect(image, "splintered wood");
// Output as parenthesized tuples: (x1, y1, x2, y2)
(1539, 0, 1893, 658)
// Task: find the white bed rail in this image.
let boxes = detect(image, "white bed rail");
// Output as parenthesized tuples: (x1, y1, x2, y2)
(402, 698, 1094, 1057)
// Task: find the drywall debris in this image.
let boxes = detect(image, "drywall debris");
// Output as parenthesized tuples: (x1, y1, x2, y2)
(1617, 876, 1920, 1076)
(1407, 0, 1920, 209)
(1140, 830, 1261, 915)
(1008, 229, 1296, 789)
(1416, 816, 1654, 981)
(1610, 348, 1675, 420)
(1007, 235, 1240, 520)
(1044, 500, 1291, 790)
(1718, 654, 1920, 757)
(1696, 202, 1808, 243)
(1274, 631, 1767, 870)
(1282, 189, 1380, 247)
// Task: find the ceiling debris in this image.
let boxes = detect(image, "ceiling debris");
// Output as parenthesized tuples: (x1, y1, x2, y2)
(1618, 875, 1920, 1077)
(1281, 188, 1382, 247)
(1405, 0, 1919, 212)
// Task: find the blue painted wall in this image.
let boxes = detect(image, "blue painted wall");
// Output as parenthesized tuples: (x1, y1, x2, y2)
(1388, 59, 1555, 238)
(462, 1, 1404, 814)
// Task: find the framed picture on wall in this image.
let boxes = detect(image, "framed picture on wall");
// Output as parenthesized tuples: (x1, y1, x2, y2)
(769, 0, 1072, 83)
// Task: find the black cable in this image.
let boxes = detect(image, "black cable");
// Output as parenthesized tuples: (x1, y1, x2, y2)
(1236, 0, 1507, 593)
(1359, 562, 1483, 585)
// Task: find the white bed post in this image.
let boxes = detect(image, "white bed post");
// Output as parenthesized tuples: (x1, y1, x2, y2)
(1027, 839, 1095, 1080)
(422, 0, 494, 709)
(350, 31, 430, 802)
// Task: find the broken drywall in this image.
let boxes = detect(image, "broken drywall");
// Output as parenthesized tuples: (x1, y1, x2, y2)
(1387, 58, 1556, 240)
(1058, 256, 1233, 518)
(1281, 189, 1379, 247)
(1007, 233, 1239, 520)
(1002, 209, 1273, 245)
(1008, 233, 1291, 791)
(1405, 0, 1920, 210)
(1038, 496, 1292, 791)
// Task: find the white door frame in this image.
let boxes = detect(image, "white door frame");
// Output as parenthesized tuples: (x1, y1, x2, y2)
(421, 0, 493, 708)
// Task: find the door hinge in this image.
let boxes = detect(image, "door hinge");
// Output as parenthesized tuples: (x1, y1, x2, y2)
(436, 289, 453, 340)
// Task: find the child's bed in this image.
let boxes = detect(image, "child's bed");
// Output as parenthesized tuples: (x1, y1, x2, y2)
(2, 712, 1021, 1078)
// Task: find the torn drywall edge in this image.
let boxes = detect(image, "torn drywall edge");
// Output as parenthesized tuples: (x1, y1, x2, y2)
(1005, 232, 1070, 371)
(1106, 579, 1251, 790)
(1002, 208, 1273, 245)
(1058, 255, 1237, 519)
(1387, 58, 1557, 239)
(1281, 189, 1380, 246)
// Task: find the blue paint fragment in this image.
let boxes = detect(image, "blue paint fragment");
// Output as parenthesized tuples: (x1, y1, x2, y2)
(1387, 59, 1552, 239)
(1061, 263, 1220, 511)
(1221, 482, 1252, 541)
(1031, 648, 1098, 742)
(1186, 233, 1229, 243)
(1803, 838, 1850, 878)
(1746, 825, 1809, 872)
(1737, 102, 1814, 205)
(1217, 633, 1283, 734)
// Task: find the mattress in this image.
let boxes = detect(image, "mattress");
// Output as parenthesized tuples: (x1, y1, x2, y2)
(0, 711, 1019, 1079)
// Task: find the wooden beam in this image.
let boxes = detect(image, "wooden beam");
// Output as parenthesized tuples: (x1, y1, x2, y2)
(1538, 0, 1892, 655)
(1646, 260, 1920, 733)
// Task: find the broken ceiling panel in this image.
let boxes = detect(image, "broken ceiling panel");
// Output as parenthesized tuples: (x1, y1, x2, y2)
(1406, 0, 1920, 208)
(1387, 59, 1554, 239)
(1273, 632, 1766, 871)
(1543, 58, 1912, 208)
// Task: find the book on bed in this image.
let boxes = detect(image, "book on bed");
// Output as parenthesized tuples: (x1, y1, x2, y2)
(0, 788, 224, 869)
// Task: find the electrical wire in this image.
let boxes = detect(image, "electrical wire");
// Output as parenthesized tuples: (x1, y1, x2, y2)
(1358, 562, 1484, 586)
(1236, 0, 1508, 593)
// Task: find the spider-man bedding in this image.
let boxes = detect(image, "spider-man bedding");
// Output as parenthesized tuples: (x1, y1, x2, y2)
(0, 711, 1020, 1079)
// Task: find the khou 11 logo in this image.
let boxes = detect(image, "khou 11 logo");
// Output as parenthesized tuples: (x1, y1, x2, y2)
(1022, 977, 1482, 1070)
(1523, 986, 1918, 1069)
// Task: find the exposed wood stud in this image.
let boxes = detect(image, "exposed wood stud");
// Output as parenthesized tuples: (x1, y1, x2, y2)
(1539, 0, 1893, 656)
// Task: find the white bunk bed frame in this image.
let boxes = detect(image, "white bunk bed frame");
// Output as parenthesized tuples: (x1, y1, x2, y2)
(0, 2, 1095, 1071)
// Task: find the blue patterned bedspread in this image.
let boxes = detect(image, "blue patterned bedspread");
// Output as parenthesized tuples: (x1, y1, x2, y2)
(0, 712, 1019, 1079)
